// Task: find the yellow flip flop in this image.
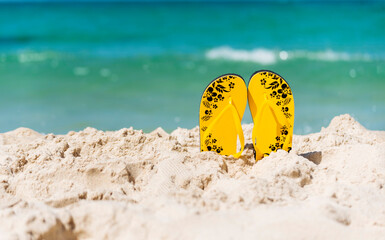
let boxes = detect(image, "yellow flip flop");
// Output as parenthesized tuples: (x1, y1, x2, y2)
(248, 70, 295, 161)
(199, 74, 247, 158)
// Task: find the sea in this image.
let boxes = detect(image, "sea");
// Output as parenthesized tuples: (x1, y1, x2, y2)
(0, 1, 384, 134)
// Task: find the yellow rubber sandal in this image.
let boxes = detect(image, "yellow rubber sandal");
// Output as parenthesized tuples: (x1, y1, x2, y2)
(199, 74, 247, 158)
(248, 70, 295, 161)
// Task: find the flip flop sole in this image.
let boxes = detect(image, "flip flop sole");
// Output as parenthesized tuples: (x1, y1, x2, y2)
(199, 74, 247, 157)
(248, 70, 295, 160)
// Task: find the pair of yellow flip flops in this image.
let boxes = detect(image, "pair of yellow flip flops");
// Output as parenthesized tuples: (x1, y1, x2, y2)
(199, 70, 294, 161)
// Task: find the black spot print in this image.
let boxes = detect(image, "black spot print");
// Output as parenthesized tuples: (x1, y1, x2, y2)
(269, 144, 276, 151)
(216, 147, 223, 153)
(205, 110, 212, 115)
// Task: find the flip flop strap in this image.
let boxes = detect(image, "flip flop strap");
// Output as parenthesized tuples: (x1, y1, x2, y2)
(252, 96, 290, 149)
(229, 98, 245, 158)
(203, 97, 245, 158)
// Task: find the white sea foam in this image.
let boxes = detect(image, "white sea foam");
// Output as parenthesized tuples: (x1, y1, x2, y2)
(17, 51, 60, 63)
(206, 47, 277, 65)
(73, 67, 89, 76)
(206, 46, 373, 64)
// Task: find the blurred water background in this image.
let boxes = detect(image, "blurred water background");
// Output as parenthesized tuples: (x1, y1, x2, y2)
(0, 1, 384, 134)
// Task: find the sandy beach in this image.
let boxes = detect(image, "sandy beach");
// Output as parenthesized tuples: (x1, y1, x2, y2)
(0, 114, 384, 239)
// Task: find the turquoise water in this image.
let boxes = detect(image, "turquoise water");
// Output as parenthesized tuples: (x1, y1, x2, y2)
(0, 2, 384, 134)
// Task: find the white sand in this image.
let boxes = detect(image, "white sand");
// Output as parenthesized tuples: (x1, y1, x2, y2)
(0, 114, 384, 239)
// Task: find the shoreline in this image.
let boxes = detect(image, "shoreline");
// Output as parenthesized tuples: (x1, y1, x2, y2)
(0, 114, 384, 239)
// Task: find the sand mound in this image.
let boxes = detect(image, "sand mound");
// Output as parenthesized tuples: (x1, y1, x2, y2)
(0, 114, 384, 239)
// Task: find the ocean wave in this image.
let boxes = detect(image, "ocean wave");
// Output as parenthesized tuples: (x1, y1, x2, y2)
(205, 46, 373, 64)
(17, 51, 60, 63)
(0, 50, 66, 64)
